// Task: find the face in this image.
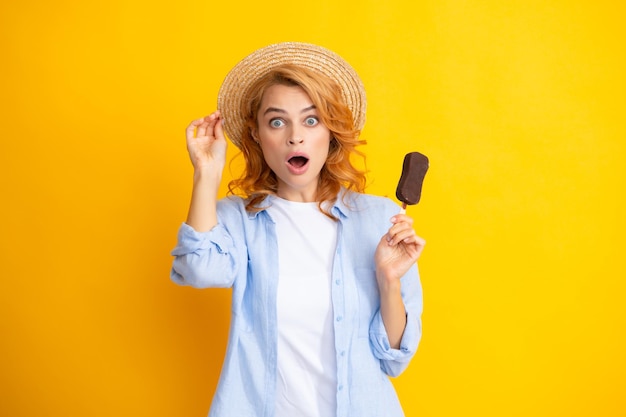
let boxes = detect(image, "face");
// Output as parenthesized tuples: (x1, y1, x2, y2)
(254, 84, 332, 202)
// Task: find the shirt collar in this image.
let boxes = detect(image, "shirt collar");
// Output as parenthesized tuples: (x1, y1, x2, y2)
(245, 188, 353, 220)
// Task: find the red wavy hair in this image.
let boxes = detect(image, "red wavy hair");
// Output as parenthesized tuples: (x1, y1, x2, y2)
(228, 64, 367, 218)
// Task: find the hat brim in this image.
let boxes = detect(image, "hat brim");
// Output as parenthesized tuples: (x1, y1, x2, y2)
(217, 42, 366, 149)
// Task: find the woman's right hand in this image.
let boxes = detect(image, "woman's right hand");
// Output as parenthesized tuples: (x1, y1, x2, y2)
(185, 111, 227, 171)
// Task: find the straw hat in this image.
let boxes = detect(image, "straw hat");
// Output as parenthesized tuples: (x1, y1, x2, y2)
(217, 42, 367, 149)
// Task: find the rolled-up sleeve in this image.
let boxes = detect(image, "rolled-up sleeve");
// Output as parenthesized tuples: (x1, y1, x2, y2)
(369, 264, 423, 377)
(170, 222, 238, 288)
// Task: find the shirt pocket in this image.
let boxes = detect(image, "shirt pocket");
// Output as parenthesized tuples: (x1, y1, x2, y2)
(355, 267, 380, 338)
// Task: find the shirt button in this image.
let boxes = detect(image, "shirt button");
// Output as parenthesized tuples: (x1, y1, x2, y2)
(335, 279, 341, 285)
(340, 351, 346, 357)
(338, 385, 344, 391)
(336, 316, 343, 322)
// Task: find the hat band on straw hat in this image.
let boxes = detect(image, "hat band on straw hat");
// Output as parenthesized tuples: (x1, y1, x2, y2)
(217, 42, 366, 149)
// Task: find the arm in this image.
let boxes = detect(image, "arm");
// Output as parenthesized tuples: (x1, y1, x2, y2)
(170, 112, 236, 288)
(374, 214, 426, 348)
(377, 281, 407, 350)
(185, 111, 227, 232)
(369, 264, 422, 377)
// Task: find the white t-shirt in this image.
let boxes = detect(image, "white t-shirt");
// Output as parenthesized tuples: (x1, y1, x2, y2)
(267, 197, 339, 417)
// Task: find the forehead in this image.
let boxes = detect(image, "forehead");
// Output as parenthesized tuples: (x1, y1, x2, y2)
(260, 84, 313, 107)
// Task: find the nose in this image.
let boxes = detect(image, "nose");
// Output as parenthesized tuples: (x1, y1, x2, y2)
(288, 136, 304, 145)
(288, 127, 304, 145)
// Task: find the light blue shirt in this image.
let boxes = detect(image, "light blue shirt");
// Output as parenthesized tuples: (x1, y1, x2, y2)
(171, 191, 423, 417)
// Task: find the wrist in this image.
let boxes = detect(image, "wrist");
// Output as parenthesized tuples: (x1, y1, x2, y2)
(376, 275, 402, 295)
(193, 163, 224, 183)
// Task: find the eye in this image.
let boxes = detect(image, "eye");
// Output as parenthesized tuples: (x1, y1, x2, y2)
(304, 116, 319, 126)
(270, 119, 285, 128)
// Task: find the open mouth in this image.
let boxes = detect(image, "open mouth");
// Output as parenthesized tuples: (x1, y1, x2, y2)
(287, 156, 309, 168)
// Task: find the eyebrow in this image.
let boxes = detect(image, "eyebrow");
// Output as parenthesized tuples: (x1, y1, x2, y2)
(263, 105, 316, 116)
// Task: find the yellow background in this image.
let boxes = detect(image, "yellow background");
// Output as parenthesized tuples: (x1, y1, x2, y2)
(1, 0, 624, 415)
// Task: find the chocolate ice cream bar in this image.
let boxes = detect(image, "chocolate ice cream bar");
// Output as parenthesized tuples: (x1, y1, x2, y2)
(396, 152, 429, 209)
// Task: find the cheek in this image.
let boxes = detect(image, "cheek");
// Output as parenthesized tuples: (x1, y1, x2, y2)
(259, 144, 282, 169)
(257, 125, 284, 143)
(322, 133, 333, 154)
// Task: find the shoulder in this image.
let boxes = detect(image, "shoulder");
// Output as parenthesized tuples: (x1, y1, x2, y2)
(217, 195, 272, 226)
(216, 195, 245, 214)
(215, 195, 249, 223)
(217, 195, 245, 210)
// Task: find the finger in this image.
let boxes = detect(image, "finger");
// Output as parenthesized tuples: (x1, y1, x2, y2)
(403, 238, 426, 262)
(215, 116, 226, 141)
(203, 110, 220, 121)
(186, 118, 205, 140)
(201, 112, 222, 138)
(398, 233, 426, 247)
(386, 220, 414, 240)
(197, 115, 215, 138)
(403, 243, 425, 262)
(387, 220, 422, 244)
(390, 213, 414, 225)
(388, 228, 417, 246)
(412, 237, 426, 259)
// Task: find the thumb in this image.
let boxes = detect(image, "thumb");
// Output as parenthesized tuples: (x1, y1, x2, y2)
(215, 117, 226, 141)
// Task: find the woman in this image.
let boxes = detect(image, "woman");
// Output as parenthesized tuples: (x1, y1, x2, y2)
(171, 42, 425, 417)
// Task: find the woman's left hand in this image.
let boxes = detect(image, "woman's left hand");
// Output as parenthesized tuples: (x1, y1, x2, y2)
(374, 213, 426, 286)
